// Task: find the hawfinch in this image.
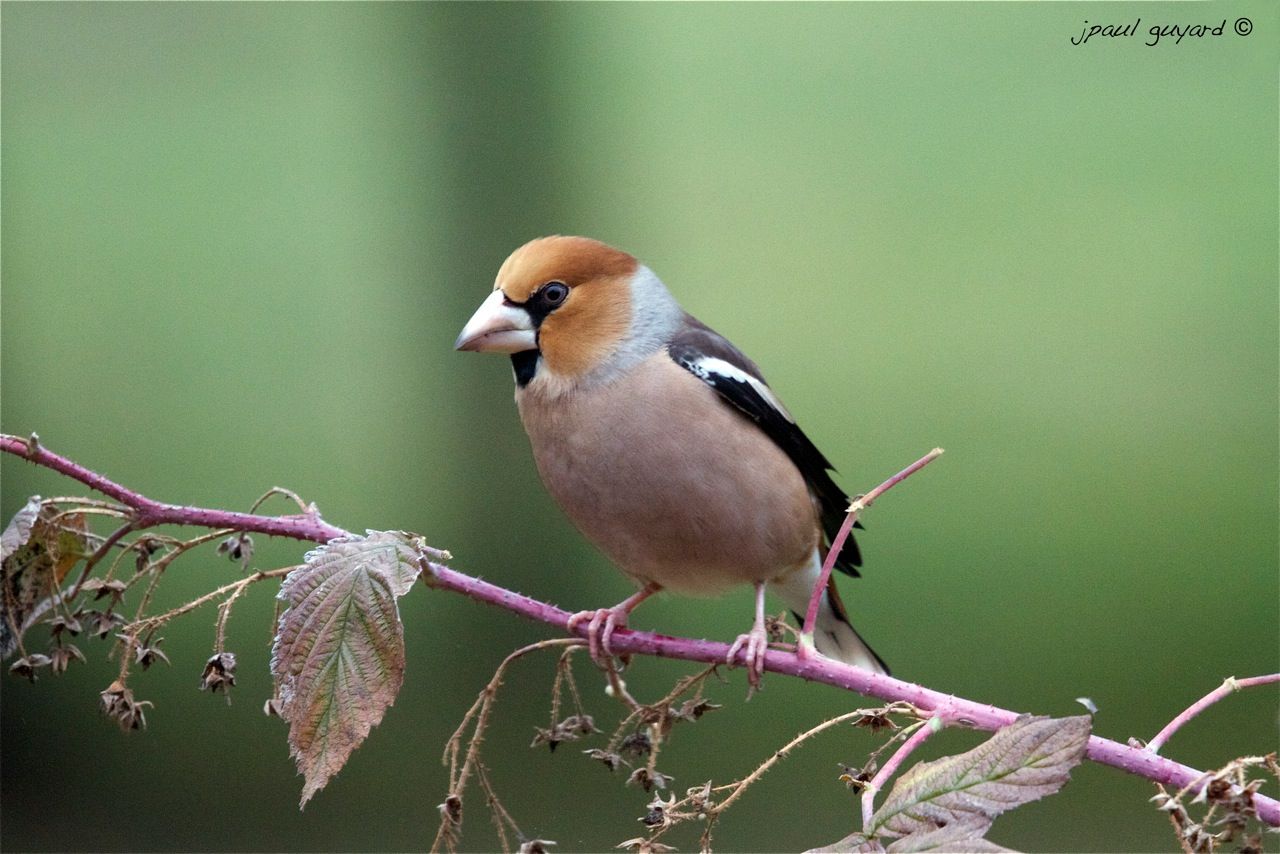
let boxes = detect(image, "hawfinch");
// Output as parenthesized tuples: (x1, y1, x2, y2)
(455, 236, 888, 684)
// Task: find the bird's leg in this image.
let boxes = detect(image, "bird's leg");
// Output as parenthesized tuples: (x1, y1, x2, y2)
(566, 582, 660, 663)
(726, 581, 769, 691)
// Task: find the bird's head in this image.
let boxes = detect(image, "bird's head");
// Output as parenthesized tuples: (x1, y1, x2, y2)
(455, 236, 681, 390)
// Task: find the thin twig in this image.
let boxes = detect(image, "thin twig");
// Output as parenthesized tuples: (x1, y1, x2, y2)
(432, 639, 583, 853)
(126, 567, 295, 635)
(65, 520, 136, 601)
(861, 717, 939, 831)
(801, 448, 944, 642)
(1146, 674, 1280, 754)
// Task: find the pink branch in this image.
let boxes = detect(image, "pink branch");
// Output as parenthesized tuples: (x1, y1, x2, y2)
(861, 717, 939, 830)
(802, 448, 944, 640)
(1146, 673, 1280, 755)
(422, 561, 1279, 825)
(3, 434, 1277, 827)
(0, 434, 349, 543)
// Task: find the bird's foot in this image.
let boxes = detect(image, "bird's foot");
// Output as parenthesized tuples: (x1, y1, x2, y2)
(566, 584, 661, 666)
(726, 624, 769, 692)
(567, 606, 629, 664)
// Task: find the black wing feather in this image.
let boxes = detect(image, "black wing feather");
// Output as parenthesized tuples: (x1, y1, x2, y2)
(668, 316, 862, 577)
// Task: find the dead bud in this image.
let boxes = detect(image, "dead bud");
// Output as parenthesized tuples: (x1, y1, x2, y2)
(621, 731, 652, 757)
(263, 697, 283, 717)
(49, 614, 82, 638)
(532, 715, 597, 752)
(584, 749, 628, 771)
(84, 609, 126, 639)
(437, 793, 463, 827)
(133, 637, 171, 670)
(839, 762, 876, 793)
(81, 578, 128, 603)
(216, 534, 254, 567)
(765, 612, 790, 644)
(99, 679, 152, 730)
(671, 699, 721, 723)
(9, 653, 52, 682)
(616, 839, 677, 854)
(639, 792, 677, 830)
(628, 768, 673, 793)
(852, 711, 899, 733)
(685, 781, 713, 815)
(48, 642, 85, 675)
(200, 652, 237, 695)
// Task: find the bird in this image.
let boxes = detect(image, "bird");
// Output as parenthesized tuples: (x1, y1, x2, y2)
(454, 235, 888, 686)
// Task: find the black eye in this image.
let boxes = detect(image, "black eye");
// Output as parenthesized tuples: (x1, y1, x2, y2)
(541, 282, 569, 306)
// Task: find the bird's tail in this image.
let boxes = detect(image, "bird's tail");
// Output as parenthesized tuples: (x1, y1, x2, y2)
(771, 556, 889, 676)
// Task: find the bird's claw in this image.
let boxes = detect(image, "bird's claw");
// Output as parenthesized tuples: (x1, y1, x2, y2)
(726, 626, 769, 691)
(567, 607, 628, 665)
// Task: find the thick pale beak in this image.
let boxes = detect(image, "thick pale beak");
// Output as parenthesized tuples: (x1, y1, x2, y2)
(454, 290, 537, 353)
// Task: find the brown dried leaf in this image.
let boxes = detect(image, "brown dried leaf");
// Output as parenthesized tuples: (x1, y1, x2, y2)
(2, 499, 94, 658)
(270, 530, 423, 807)
(872, 715, 1090, 840)
(0, 497, 40, 563)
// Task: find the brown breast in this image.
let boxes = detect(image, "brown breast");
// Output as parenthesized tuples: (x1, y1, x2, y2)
(517, 352, 819, 595)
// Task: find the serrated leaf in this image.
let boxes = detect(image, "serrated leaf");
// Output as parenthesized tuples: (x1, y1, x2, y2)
(885, 817, 1013, 852)
(2, 499, 94, 659)
(806, 832, 886, 853)
(872, 715, 1090, 839)
(270, 530, 424, 807)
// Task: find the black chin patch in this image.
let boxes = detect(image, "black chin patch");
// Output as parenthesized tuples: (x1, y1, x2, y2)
(511, 350, 539, 387)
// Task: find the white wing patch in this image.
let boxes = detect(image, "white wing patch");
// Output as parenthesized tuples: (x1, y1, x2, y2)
(684, 356, 795, 423)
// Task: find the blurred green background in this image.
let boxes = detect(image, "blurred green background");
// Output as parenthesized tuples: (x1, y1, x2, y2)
(2, 2, 1276, 851)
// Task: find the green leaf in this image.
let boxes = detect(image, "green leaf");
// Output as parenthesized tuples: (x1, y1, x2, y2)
(270, 530, 424, 807)
(872, 715, 1091, 839)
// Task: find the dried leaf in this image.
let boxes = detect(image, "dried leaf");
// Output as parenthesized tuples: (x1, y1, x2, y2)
(871, 715, 1091, 839)
(2, 500, 94, 658)
(270, 530, 424, 807)
(0, 497, 41, 563)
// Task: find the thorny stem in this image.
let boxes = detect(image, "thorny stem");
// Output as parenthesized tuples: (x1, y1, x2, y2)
(434, 638, 583, 853)
(126, 568, 295, 635)
(714, 708, 879, 815)
(66, 520, 135, 601)
(1, 433, 350, 543)
(1146, 674, 1280, 755)
(476, 761, 520, 853)
(801, 448, 944, 642)
(605, 665, 717, 756)
(860, 717, 938, 831)
(422, 558, 1280, 826)
(215, 582, 249, 653)
(3, 435, 1277, 827)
